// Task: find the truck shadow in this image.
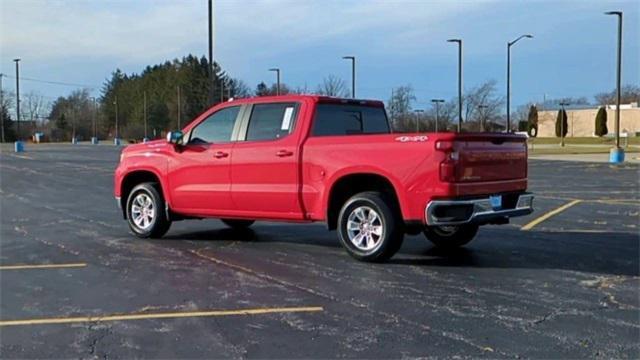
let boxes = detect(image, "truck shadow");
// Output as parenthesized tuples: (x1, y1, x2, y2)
(391, 228, 640, 277)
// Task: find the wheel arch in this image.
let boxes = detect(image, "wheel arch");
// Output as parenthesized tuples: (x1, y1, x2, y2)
(119, 169, 168, 219)
(325, 172, 405, 230)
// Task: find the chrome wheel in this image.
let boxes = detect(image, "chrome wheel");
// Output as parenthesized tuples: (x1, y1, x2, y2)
(346, 206, 384, 251)
(131, 193, 155, 230)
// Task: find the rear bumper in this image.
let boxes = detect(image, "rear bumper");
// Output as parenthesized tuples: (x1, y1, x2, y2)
(425, 193, 534, 226)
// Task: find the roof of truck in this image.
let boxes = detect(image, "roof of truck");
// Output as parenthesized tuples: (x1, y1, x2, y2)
(227, 94, 385, 107)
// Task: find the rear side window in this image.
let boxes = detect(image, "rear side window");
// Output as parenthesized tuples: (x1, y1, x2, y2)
(312, 104, 390, 136)
(189, 106, 240, 144)
(246, 103, 298, 141)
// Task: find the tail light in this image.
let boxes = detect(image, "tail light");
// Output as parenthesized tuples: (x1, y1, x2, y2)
(436, 140, 458, 182)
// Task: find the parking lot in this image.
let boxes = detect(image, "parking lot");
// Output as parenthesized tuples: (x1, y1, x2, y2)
(1, 144, 638, 358)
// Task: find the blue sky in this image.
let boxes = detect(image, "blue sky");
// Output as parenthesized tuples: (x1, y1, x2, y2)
(1, 0, 638, 111)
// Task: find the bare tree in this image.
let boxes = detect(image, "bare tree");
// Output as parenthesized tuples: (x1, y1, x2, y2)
(23, 91, 49, 124)
(595, 84, 640, 105)
(387, 85, 416, 132)
(316, 75, 349, 97)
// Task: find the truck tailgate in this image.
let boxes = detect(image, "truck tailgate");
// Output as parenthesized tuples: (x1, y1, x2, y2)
(453, 135, 527, 182)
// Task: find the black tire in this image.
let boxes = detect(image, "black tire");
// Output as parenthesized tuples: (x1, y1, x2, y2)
(126, 182, 171, 238)
(221, 219, 255, 229)
(337, 191, 404, 262)
(423, 224, 479, 249)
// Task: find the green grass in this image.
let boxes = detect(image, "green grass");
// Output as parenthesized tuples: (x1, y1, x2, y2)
(529, 146, 639, 155)
(529, 137, 640, 145)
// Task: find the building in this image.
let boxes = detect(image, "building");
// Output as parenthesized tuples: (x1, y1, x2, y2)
(537, 102, 640, 137)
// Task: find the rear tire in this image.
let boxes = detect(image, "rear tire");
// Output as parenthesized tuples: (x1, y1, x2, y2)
(221, 219, 255, 229)
(337, 192, 404, 262)
(423, 224, 479, 249)
(126, 182, 171, 238)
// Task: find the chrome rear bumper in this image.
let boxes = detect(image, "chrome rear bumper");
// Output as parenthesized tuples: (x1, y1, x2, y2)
(425, 193, 534, 226)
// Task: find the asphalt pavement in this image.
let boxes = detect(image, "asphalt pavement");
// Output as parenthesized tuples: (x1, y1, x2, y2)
(1, 143, 638, 359)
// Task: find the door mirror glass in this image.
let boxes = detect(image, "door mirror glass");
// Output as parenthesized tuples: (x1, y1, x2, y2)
(166, 130, 184, 145)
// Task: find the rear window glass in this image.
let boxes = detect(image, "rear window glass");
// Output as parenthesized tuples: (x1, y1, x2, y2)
(312, 104, 390, 136)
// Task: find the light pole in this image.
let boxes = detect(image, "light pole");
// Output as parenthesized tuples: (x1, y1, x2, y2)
(90, 96, 98, 144)
(431, 99, 445, 132)
(447, 39, 462, 132)
(559, 101, 569, 147)
(507, 34, 533, 133)
(177, 85, 182, 128)
(208, 0, 215, 105)
(605, 11, 624, 163)
(414, 109, 424, 132)
(0, 73, 4, 143)
(269, 68, 281, 95)
(113, 96, 119, 145)
(143, 91, 148, 141)
(478, 104, 488, 132)
(342, 56, 356, 98)
(13, 59, 21, 143)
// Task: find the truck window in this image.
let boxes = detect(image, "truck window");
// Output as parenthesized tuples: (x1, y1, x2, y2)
(189, 106, 240, 144)
(246, 103, 298, 141)
(312, 104, 390, 136)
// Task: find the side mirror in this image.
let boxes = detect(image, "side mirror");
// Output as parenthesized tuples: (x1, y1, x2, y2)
(166, 130, 184, 145)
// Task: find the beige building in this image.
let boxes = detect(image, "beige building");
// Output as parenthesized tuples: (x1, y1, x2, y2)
(537, 102, 640, 137)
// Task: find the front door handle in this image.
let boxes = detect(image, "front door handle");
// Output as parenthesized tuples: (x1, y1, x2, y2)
(276, 150, 293, 157)
(213, 151, 229, 159)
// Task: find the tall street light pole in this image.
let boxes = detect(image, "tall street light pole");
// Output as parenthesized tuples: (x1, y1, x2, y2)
(208, 0, 215, 105)
(447, 39, 462, 132)
(605, 10, 624, 163)
(143, 91, 148, 140)
(269, 68, 281, 96)
(114, 96, 119, 145)
(414, 109, 424, 132)
(507, 34, 533, 133)
(431, 99, 445, 132)
(342, 56, 356, 98)
(0, 73, 5, 143)
(13, 58, 21, 141)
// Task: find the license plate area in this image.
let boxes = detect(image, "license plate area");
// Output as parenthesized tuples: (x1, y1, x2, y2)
(490, 195, 502, 210)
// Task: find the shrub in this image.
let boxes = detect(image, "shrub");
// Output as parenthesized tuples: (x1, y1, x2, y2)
(555, 109, 568, 138)
(518, 121, 528, 132)
(595, 106, 608, 137)
(527, 105, 538, 137)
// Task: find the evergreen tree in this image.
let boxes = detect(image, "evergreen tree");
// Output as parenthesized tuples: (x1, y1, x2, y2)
(555, 109, 568, 138)
(1, 104, 16, 142)
(594, 106, 608, 137)
(527, 105, 538, 137)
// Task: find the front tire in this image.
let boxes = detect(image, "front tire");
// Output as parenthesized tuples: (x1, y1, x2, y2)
(126, 182, 171, 238)
(337, 192, 404, 262)
(221, 219, 255, 229)
(423, 224, 479, 249)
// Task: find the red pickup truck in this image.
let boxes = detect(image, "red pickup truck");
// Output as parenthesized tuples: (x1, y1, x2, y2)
(115, 95, 533, 262)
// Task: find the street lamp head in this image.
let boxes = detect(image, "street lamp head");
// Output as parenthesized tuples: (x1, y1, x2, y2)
(342, 56, 355, 60)
(447, 39, 461, 43)
(524, 34, 533, 38)
(605, 11, 622, 16)
(268, 68, 279, 72)
(13, 58, 21, 62)
(431, 99, 445, 103)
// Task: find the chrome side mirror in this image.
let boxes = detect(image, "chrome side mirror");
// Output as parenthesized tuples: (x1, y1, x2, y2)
(166, 130, 184, 145)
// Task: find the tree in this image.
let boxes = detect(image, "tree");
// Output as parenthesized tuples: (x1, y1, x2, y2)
(316, 75, 349, 97)
(595, 106, 608, 137)
(388, 85, 416, 132)
(461, 80, 504, 132)
(594, 84, 640, 105)
(527, 105, 538, 137)
(23, 91, 48, 124)
(555, 109, 568, 138)
(0, 102, 16, 142)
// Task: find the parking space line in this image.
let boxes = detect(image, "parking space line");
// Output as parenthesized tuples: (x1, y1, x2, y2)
(0, 263, 87, 270)
(521, 199, 582, 231)
(0, 306, 324, 327)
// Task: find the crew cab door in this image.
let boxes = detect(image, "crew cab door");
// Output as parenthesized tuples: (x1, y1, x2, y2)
(230, 102, 304, 219)
(168, 105, 243, 214)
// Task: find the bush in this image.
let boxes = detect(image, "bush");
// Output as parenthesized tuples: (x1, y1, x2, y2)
(555, 109, 568, 138)
(527, 105, 538, 137)
(518, 121, 528, 132)
(595, 106, 608, 137)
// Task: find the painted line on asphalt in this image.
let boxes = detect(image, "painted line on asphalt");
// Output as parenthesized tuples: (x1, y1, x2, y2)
(0, 306, 324, 327)
(521, 199, 582, 231)
(0, 263, 87, 271)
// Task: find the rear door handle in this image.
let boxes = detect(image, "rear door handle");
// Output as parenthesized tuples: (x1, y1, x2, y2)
(276, 150, 293, 157)
(213, 151, 229, 158)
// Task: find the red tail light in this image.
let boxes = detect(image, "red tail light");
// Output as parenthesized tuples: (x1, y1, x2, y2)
(436, 140, 458, 182)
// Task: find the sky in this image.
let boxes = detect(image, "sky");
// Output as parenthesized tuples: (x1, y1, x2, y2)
(1, 0, 638, 112)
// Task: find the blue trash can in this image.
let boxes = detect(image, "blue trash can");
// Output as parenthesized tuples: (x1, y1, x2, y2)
(14, 141, 24, 153)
